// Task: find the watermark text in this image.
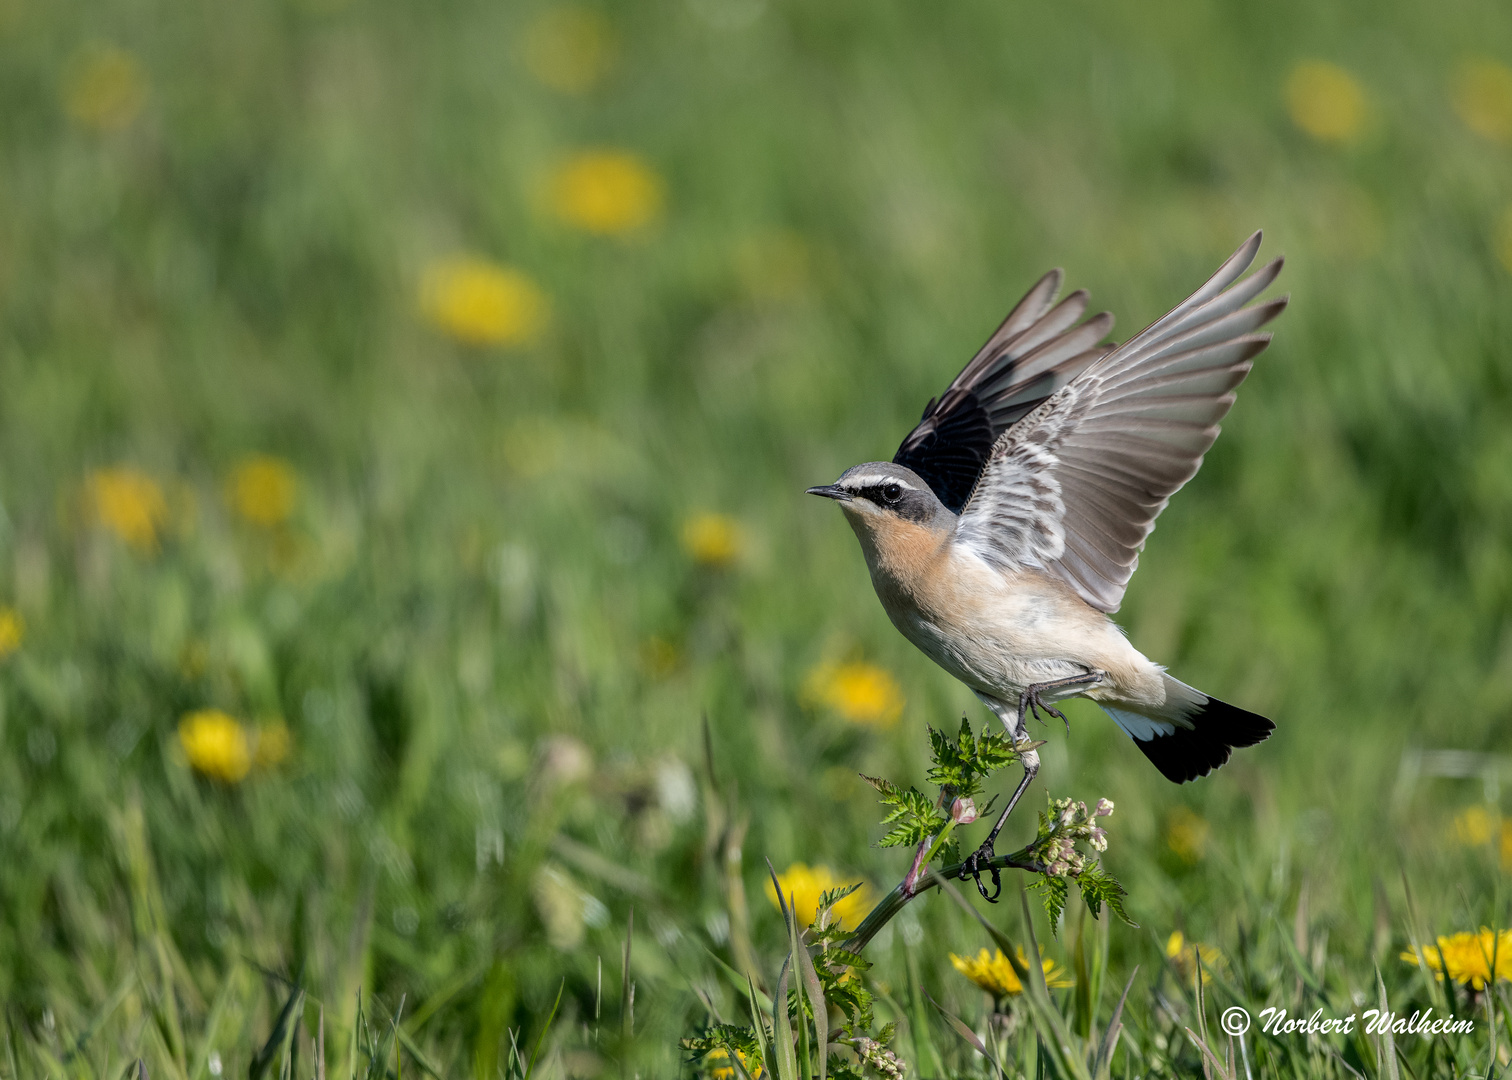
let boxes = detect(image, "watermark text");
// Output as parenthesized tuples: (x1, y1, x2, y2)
(1220, 1005, 1474, 1039)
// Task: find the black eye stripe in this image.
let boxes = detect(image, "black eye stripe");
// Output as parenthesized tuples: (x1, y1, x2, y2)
(859, 483, 904, 505)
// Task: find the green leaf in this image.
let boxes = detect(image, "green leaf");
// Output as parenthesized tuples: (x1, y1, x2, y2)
(816, 884, 862, 915)
(682, 1024, 766, 1080)
(1076, 864, 1136, 928)
(862, 775, 947, 849)
(1031, 874, 1069, 931)
(923, 719, 1017, 801)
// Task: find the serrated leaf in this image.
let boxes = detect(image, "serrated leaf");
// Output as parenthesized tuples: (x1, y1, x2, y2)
(924, 719, 1017, 801)
(1032, 875, 1069, 931)
(1076, 864, 1137, 928)
(871, 779, 947, 850)
(816, 884, 862, 912)
(822, 949, 869, 971)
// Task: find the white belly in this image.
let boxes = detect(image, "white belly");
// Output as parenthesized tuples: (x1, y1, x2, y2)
(873, 549, 1158, 704)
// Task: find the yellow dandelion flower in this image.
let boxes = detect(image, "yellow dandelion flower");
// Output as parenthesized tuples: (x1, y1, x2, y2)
(420, 256, 549, 347)
(178, 709, 252, 784)
(548, 150, 663, 235)
(1402, 928, 1512, 990)
(1166, 931, 1224, 985)
(1285, 61, 1368, 144)
(64, 45, 146, 133)
(681, 512, 743, 568)
(524, 8, 616, 94)
(950, 947, 1073, 997)
(703, 1048, 762, 1080)
(0, 608, 23, 659)
(228, 455, 297, 527)
(1495, 207, 1512, 274)
(87, 467, 168, 552)
(764, 863, 873, 930)
(254, 719, 291, 767)
(1453, 58, 1512, 143)
(1165, 806, 1210, 863)
(1454, 805, 1497, 847)
(802, 661, 905, 728)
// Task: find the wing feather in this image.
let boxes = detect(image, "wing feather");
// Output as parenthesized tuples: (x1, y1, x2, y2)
(963, 269, 1065, 371)
(954, 233, 1285, 611)
(894, 272, 1116, 512)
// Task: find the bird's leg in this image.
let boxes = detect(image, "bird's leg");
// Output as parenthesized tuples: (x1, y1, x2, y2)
(961, 751, 1036, 902)
(1021, 671, 1105, 733)
(961, 672, 1103, 902)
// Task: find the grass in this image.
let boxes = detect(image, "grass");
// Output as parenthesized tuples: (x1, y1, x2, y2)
(4, 0, 1512, 1076)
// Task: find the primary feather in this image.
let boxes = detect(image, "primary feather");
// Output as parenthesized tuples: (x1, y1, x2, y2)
(892, 273, 1115, 513)
(951, 232, 1286, 612)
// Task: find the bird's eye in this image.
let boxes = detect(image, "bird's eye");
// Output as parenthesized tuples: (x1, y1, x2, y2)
(882, 483, 903, 502)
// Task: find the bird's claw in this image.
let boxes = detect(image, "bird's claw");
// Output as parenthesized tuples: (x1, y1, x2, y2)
(1025, 691, 1071, 734)
(960, 841, 1003, 903)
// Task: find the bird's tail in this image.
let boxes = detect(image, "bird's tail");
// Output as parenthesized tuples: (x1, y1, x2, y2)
(1102, 675, 1273, 784)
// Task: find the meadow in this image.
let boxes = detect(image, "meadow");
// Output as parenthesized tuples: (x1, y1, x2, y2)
(4, 0, 1512, 1076)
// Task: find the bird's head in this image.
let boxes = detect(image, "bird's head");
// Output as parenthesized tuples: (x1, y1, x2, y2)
(807, 462, 956, 549)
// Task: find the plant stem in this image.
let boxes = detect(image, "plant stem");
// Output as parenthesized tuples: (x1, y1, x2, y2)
(845, 846, 1045, 955)
(918, 823, 957, 876)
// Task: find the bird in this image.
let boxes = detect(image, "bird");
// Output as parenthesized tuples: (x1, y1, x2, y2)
(807, 232, 1283, 899)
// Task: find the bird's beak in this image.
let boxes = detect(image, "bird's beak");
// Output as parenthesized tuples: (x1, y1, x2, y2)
(806, 484, 851, 501)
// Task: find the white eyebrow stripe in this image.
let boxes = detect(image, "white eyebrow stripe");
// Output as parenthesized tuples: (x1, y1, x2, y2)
(842, 474, 918, 491)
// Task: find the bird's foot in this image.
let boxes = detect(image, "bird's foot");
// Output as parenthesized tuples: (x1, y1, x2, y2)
(1024, 687, 1070, 734)
(960, 839, 1003, 903)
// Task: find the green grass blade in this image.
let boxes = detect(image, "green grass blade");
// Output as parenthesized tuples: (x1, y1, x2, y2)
(793, 923, 827, 1080)
(1375, 965, 1401, 1080)
(781, 885, 815, 1080)
(189, 964, 238, 1080)
(902, 935, 946, 1079)
(764, 861, 805, 1080)
(1269, 914, 1325, 997)
(65, 971, 137, 1065)
(392, 1030, 441, 1080)
(772, 957, 797, 1080)
(249, 985, 303, 1080)
(523, 982, 564, 1080)
(929, 871, 1089, 1080)
(345, 991, 359, 1080)
(923, 987, 1003, 1080)
(1091, 966, 1137, 1080)
(621, 907, 635, 1045)
(707, 948, 775, 1013)
(746, 973, 774, 1077)
(1183, 1028, 1233, 1080)
(404, 962, 490, 1037)
(1014, 886, 1092, 1080)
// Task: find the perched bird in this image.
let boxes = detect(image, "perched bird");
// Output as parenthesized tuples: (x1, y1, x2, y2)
(808, 233, 1283, 896)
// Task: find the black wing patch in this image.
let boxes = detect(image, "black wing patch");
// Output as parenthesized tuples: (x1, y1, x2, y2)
(893, 395, 994, 514)
(893, 271, 1114, 514)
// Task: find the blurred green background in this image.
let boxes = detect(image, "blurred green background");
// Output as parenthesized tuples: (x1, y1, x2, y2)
(5, 0, 1512, 1075)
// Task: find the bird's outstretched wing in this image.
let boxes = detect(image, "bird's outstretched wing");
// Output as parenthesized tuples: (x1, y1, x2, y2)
(893, 271, 1116, 513)
(954, 232, 1286, 612)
